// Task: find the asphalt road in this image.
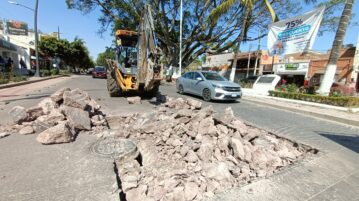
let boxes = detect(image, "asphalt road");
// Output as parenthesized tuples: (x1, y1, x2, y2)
(0, 75, 358, 201)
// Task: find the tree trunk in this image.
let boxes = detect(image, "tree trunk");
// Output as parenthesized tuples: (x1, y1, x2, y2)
(317, 0, 354, 96)
(229, 7, 251, 82)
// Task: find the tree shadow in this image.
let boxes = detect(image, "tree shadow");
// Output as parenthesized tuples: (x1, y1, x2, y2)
(317, 131, 359, 153)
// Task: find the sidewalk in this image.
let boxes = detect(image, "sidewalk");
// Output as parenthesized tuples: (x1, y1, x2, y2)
(241, 88, 359, 127)
(0, 75, 67, 90)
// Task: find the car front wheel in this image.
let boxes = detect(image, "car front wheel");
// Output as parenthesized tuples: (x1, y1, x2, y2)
(202, 88, 211, 102)
(178, 84, 184, 94)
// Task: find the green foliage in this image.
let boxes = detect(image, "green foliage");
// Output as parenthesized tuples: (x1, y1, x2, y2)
(50, 68, 60, 75)
(0, 73, 27, 84)
(40, 70, 51, 77)
(39, 36, 94, 70)
(269, 91, 359, 107)
(59, 69, 71, 75)
(66, 0, 299, 68)
(96, 48, 116, 68)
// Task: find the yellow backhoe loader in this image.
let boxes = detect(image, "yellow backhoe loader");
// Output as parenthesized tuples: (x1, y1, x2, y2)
(106, 5, 163, 97)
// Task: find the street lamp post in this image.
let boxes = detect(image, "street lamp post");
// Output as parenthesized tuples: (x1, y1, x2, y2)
(8, 0, 40, 77)
(179, 0, 183, 76)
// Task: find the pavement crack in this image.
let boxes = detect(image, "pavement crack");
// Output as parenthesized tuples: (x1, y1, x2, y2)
(113, 160, 127, 201)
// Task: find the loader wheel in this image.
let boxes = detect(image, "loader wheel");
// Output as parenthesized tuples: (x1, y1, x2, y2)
(145, 85, 159, 97)
(107, 71, 121, 97)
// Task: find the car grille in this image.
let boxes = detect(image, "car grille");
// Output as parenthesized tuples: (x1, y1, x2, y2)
(223, 87, 241, 92)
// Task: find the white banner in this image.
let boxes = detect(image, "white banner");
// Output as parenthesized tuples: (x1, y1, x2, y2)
(268, 7, 325, 55)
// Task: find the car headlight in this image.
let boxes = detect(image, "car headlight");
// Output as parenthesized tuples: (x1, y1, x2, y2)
(212, 84, 223, 89)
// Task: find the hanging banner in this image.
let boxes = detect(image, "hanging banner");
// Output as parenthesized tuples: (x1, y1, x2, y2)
(267, 6, 325, 56)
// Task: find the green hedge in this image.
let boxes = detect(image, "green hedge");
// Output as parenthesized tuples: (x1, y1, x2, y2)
(269, 91, 359, 107)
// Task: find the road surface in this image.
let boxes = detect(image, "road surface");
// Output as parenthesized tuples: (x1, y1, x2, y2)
(0, 75, 358, 201)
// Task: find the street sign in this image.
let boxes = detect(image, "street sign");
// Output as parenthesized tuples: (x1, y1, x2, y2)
(268, 7, 325, 55)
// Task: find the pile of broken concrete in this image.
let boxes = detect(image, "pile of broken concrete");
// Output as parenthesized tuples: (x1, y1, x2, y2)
(104, 97, 317, 201)
(2, 88, 107, 144)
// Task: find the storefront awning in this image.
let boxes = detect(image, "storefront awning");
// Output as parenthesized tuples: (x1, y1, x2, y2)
(0, 38, 17, 51)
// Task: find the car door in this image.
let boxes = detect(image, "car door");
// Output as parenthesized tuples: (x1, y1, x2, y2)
(190, 72, 206, 95)
(182, 72, 193, 93)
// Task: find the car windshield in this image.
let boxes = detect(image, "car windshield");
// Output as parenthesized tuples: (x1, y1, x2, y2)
(95, 67, 105, 72)
(201, 72, 226, 81)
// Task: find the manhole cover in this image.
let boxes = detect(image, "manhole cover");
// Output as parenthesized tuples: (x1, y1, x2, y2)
(91, 138, 138, 159)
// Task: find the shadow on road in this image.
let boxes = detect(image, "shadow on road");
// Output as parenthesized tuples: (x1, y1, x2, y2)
(318, 131, 359, 153)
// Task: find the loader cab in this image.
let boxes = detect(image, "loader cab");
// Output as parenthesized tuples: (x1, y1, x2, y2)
(115, 30, 138, 75)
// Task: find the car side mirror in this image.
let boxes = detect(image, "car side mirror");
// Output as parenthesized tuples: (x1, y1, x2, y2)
(196, 77, 203, 81)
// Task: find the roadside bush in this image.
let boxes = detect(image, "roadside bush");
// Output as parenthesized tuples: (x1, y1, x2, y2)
(50, 68, 59, 75)
(269, 90, 359, 107)
(10, 75, 27, 82)
(59, 69, 71, 75)
(40, 70, 50, 77)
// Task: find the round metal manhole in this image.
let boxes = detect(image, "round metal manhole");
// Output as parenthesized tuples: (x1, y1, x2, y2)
(91, 138, 138, 159)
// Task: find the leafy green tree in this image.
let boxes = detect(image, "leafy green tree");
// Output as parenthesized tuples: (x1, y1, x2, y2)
(96, 47, 116, 67)
(39, 36, 94, 70)
(66, 0, 297, 68)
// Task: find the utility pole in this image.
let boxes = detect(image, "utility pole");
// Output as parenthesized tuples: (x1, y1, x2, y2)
(246, 44, 252, 78)
(34, 0, 40, 77)
(57, 26, 60, 39)
(179, 0, 183, 76)
(254, 37, 261, 76)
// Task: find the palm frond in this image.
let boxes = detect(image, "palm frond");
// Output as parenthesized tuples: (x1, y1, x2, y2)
(209, 0, 238, 25)
(263, 0, 279, 22)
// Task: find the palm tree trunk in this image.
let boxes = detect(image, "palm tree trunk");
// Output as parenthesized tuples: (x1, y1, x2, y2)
(317, 0, 354, 95)
(229, 7, 251, 82)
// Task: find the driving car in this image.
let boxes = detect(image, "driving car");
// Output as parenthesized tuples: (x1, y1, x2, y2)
(176, 71, 242, 101)
(92, 66, 107, 78)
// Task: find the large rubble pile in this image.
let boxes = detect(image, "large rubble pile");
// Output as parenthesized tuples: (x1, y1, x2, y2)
(105, 97, 317, 201)
(1, 88, 107, 144)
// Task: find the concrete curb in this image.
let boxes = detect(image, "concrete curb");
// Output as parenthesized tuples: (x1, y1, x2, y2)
(0, 75, 68, 90)
(242, 97, 359, 127)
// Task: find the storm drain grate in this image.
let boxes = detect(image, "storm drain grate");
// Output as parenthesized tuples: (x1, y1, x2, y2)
(91, 138, 138, 159)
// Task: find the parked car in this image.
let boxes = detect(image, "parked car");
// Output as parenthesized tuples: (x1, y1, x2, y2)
(176, 71, 242, 101)
(92, 66, 107, 78)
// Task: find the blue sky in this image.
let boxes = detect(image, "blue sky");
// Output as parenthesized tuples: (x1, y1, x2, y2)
(0, 0, 358, 60)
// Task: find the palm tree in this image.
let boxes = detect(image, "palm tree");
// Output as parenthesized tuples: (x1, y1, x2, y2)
(209, 0, 279, 81)
(317, 0, 354, 95)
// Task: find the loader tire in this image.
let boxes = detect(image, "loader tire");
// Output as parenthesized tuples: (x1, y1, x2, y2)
(107, 71, 121, 97)
(145, 85, 159, 97)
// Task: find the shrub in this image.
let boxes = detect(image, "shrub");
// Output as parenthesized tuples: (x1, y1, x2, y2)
(59, 69, 71, 75)
(50, 68, 59, 75)
(40, 70, 50, 77)
(268, 90, 359, 107)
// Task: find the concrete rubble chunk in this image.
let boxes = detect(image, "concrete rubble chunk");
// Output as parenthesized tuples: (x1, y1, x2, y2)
(204, 162, 232, 181)
(127, 96, 142, 104)
(26, 106, 44, 121)
(230, 137, 245, 160)
(184, 182, 199, 201)
(186, 98, 202, 109)
(19, 126, 34, 135)
(63, 88, 90, 109)
(0, 132, 10, 139)
(9, 106, 28, 124)
(185, 150, 199, 163)
(36, 121, 73, 144)
(38, 98, 57, 114)
(91, 115, 106, 126)
(125, 185, 148, 201)
(62, 106, 91, 130)
(50, 87, 70, 103)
